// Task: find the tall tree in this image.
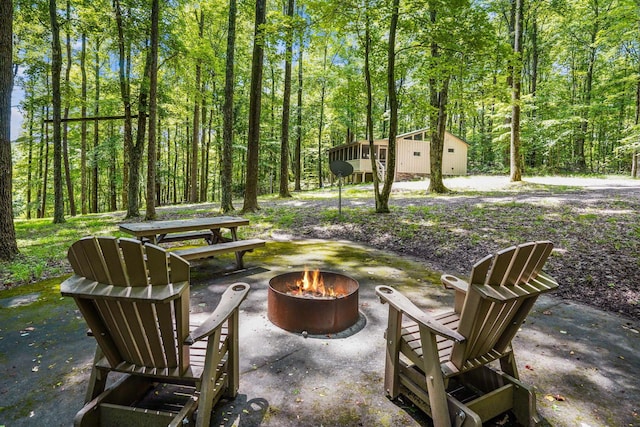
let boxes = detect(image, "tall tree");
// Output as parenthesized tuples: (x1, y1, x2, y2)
(279, 0, 294, 198)
(189, 9, 204, 203)
(146, 0, 159, 220)
(317, 43, 327, 189)
(221, 0, 237, 213)
(92, 39, 100, 213)
(376, 0, 400, 213)
(364, 0, 382, 210)
(50, 0, 65, 223)
(0, 0, 18, 260)
(80, 32, 88, 215)
(294, 25, 303, 192)
(130, 46, 151, 217)
(114, 0, 133, 214)
(510, 0, 523, 181)
(632, 0, 640, 178)
(62, 0, 76, 216)
(243, 0, 267, 212)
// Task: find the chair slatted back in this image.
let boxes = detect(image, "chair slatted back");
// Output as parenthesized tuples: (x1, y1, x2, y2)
(66, 237, 191, 374)
(451, 241, 557, 370)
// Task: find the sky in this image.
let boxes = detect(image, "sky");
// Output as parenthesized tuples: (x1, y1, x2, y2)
(11, 85, 24, 142)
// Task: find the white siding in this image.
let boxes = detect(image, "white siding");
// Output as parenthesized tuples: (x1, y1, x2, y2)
(396, 140, 429, 174)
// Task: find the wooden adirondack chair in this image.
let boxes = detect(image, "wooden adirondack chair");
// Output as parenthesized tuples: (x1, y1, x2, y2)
(60, 236, 250, 427)
(376, 241, 559, 427)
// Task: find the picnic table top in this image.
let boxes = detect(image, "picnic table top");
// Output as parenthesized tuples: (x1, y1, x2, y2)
(119, 216, 250, 237)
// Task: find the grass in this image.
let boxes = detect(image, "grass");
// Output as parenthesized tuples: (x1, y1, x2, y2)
(2, 174, 638, 298)
(2, 214, 124, 287)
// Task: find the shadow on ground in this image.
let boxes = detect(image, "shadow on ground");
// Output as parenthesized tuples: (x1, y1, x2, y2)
(1, 238, 638, 426)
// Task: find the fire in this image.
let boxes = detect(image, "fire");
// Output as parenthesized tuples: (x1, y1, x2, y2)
(288, 269, 337, 298)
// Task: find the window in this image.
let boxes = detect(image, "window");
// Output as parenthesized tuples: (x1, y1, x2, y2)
(448, 148, 455, 153)
(413, 152, 421, 156)
(362, 145, 370, 159)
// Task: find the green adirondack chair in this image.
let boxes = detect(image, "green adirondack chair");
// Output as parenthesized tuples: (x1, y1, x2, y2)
(61, 236, 250, 427)
(376, 241, 559, 427)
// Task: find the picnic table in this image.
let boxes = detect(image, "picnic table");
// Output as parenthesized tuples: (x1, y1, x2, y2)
(119, 216, 265, 269)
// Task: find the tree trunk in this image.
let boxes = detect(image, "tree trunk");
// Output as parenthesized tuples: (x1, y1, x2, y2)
(50, 0, 65, 224)
(80, 32, 87, 214)
(294, 25, 303, 192)
(364, 3, 381, 208)
(190, 10, 204, 203)
(0, 0, 18, 260)
(377, 0, 400, 213)
(114, 0, 133, 213)
(200, 103, 211, 201)
(242, 0, 267, 212)
(531, 14, 538, 97)
(427, 9, 449, 194)
(173, 124, 178, 205)
(92, 41, 100, 213)
(146, 0, 159, 220)
(428, 76, 450, 193)
(129, 45, 151, 218)
(317, 44, 327, 189)
(633, 14, 640, 179)
(109, 122, 117, 211)
(279, 0, 294, 198)
(221, 0, 237, 212)
(62, 0, 75, 216)
(510, 0, 523, 182)
(36, 106, 45, 218)
(26, 107, 34, 219)
(575, 3, 599, 172)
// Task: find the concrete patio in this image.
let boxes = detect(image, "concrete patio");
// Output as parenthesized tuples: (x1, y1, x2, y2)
(1, 238, 638, 426)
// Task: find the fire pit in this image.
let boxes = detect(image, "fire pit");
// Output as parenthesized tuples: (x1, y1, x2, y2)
(268, 270, 359, 335)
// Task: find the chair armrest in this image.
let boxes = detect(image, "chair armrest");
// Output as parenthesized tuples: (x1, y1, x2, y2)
(61, 274, 189, 303)
(186, 282, 250, 344)
(441, 274, 469, 293)
(376, 285, 465, 343)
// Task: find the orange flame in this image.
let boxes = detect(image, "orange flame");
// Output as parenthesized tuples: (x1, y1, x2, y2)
(290, 269, 337, 298)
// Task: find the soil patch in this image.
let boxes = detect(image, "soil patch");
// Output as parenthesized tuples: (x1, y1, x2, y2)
(259, 176, 640, 320)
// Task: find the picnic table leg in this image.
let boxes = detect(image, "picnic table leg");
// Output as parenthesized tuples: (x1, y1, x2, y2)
(210, 228, 228, 244)
(234, 250, 245, 269)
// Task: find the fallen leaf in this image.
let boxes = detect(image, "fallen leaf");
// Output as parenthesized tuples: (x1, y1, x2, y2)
(545, 394, 566, 401)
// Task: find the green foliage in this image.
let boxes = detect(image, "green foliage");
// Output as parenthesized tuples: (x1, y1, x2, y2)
(7, 0, 640, 223)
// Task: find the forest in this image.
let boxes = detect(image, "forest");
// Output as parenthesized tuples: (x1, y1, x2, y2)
(2, 0, 640, 255)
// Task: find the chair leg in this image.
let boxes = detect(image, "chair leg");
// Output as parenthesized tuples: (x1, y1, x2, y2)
(195, 328, 224, 427)
(420, 326, 452, 427)
(84, 346, 108, 403)
(384, 307, 403, 399)
(225, 312, 240, 398)
(498, 350, 519, 379)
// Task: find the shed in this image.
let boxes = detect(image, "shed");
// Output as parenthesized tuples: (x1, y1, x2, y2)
(327, 128, 468, 183)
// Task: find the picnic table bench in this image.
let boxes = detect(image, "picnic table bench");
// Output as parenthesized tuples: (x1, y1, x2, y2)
(119, 216, 265, 269)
